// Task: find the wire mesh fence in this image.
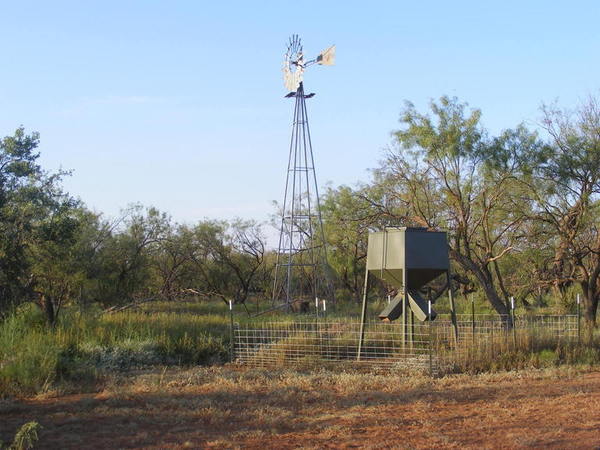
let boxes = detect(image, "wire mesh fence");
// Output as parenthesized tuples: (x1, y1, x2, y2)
(233, 314, 579, 375)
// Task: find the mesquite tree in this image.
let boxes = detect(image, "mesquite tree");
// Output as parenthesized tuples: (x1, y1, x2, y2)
(524, 97, 600, 324)
(372, 97, 543, 320)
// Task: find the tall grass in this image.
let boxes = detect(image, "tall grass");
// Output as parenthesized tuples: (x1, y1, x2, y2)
(434, 322, 600, 374)
(0, 310, 63, 395)
(2, 298, 599, 397)
(0, 303, 229, 397)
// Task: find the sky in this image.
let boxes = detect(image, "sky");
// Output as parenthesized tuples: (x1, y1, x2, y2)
(1, 1, 599, 231)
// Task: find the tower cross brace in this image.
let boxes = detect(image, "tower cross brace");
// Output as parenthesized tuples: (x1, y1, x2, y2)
(272, 82, 331, 308)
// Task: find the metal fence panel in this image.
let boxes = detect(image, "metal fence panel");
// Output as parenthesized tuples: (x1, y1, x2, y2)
(233, 315, 578, 375)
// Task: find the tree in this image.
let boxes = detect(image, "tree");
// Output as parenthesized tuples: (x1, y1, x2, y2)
(0, 127, 43, 314)
(525, 96, 600, 324)
(27, 200, 85, 325)
(186, 220, 266, 306)
(371, 97, 543, 320)
(0, 127, 80, 322)
(321, 184, 381, 302)
(95, 205, 169, 306)
(152, 223, 196, 300)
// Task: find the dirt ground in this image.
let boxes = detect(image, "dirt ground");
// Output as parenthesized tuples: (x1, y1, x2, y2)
(1, 366, 600, 449)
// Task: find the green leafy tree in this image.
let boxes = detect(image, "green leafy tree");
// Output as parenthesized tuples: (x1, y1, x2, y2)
(189, 219, 266, 305)
(0, 127, 80, 322)
(152, 223, 197, 300)
(524, 96, 600, 324)
(0, 127, 43, 314)
(321, 184, 380, 302)
(27, 198, 85, 324)
(94, 205, 169, 306)
(372, 97, 543, 320)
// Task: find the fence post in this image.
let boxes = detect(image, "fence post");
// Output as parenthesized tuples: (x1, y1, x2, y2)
(471, 294, 475, 346)
(448, 284, 459, 346)
(490, 319, 494, 359)
(229, 300, 235, 362)
(511, 297, 517, 348)
(357, 266, 370, 361)
(315, 297, 319, 319)
(577, 293, 581, 344)
(428, 299, 433, 377)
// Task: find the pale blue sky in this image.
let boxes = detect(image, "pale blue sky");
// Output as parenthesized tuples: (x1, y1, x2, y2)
(1, 1, 599, 227)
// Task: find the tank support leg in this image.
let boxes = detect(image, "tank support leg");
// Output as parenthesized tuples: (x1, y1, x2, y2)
(357, 265, 369, 361)
(448, 272, 459, 345)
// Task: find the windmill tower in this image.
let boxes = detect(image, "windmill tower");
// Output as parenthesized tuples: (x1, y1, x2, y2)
(272, 35, 336, 310)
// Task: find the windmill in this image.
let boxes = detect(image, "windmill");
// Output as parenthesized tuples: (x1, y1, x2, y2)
(272, 35, 336, 311)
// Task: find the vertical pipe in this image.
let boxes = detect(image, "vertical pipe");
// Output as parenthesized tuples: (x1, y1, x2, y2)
(229, 300, 235, 362)
(428, 299, 433, 377)
(357, 265, 370, 361)
(402, 282, 407, 352)
(511, 296, 517, 347)
(285, 88, 302, 309)
(302, 84, 333, 305)
(490, 319, 494, 359)
(577, 293, 581, 344)
(410, 309, 415, 351)
(471, 294, 475, 346)
(401, 233, 407, 352)
(273, 87, 301, 306)
(448, 273, 459, 346)
(299, 88, 318, 308)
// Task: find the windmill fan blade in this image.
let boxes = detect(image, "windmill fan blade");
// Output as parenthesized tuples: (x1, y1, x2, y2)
(317, 45, 335, 65)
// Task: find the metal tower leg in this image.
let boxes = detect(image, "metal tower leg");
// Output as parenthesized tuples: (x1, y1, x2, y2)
(272, 82, 332, 311)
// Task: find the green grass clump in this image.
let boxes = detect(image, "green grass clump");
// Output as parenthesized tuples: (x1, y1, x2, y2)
(8, 421, 41, 450)
(0, 309, 64, 396)
(0, 302, 230, 397)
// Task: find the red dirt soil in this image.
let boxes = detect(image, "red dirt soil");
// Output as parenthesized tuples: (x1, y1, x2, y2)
(2, 369, 600, 449)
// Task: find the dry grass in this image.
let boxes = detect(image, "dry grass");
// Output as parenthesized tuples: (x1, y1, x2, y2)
(2, 365, 600, 448)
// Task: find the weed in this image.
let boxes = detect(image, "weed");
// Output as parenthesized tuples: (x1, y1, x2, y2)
(8, 421, 41, 450)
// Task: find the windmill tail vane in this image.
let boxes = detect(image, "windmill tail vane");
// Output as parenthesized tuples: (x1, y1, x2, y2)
(316, 45, 336, 66)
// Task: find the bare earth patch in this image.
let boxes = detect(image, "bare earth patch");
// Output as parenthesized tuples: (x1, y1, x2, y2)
(1, 366, 600, 449)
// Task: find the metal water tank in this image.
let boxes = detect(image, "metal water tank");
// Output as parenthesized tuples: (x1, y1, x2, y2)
(366, 227, 449, 321)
